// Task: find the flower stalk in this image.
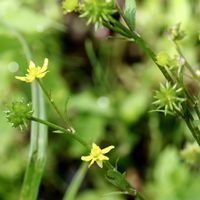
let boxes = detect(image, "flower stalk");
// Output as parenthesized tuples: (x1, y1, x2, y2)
(29, 116, 90, 150)
(37, 79, 72, 130)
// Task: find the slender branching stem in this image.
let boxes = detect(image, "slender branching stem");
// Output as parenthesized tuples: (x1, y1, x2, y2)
(174, 41, 199, 81)
(105, 17, 200, 146)
(37, 79, 70, 129)
(29, 116, 90, 150)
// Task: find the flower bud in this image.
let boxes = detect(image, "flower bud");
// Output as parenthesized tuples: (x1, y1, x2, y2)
(156, 51, 171, 66)
(181, 142, 200, 165)
(168, 23, 185, 41)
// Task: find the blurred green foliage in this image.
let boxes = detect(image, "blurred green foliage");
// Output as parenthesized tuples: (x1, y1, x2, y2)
(146, 147, 200, 200)
(1, 0, 200, 199)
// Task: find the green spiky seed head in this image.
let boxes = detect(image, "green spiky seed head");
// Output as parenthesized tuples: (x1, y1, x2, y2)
(5, 101, 33, 128)
(153, 82, 186, 115)
(79, 0, 115, 29)
(62, 0, 78, 14)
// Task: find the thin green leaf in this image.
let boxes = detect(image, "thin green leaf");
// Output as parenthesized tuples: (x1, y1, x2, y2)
(63, 163, 87, 200)
(53, 130, 64, 134)
(20, 81, 47, 200)
(124, 0, 136, 30)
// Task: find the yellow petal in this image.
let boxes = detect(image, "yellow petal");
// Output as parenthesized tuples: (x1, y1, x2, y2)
(92, 143, 101, 151)
(29, 61, 36, 69)
(81, 155, 92, 161)
(98, 154, 109, 161)
(88, 159, 95, 167)
(96, 160, 103, 168)
(15, 76, 27, 81)
(36, 71, 48, 78)
(40, 58, 48, 73)
(101, 145, 115, 154)
(92, 143, 98, 148)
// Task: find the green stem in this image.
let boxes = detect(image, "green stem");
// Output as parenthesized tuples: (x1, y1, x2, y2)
(174, 41, 199, 81)
(173, 42, 200, 120)
(178, 72, 200, 123)
(172, 42, 200, 122)
(37, 79, 70, 128)
(130, 31, 174, 83)
(29, 116, 90, 150)
(194, 103, 200, 120)
(63, 163, 88, 200)
(184, 116, 200, 145)
(103, 162, 146, 199)
(105, 19, 174, 83)
(103, 21, 132, 38)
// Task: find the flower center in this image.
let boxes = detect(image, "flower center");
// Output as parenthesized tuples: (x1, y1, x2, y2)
(91, 148, 102, 159)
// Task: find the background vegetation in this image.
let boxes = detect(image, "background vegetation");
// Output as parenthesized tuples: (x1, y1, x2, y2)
(1, 0, 200, 199)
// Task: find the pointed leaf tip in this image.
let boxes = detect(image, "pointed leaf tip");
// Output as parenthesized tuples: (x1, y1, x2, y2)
(124, 0, 136, 30)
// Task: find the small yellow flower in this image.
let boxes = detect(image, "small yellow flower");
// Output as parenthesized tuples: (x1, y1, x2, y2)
(155, 51, 170, 66)
(15, 58, 49, 83)
(81, 143, 115, 168)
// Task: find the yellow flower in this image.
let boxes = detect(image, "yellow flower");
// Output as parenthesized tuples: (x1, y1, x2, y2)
(81, 143, 115, 168)
(15, 58, 49, 83)
(155, 51, 170, 66)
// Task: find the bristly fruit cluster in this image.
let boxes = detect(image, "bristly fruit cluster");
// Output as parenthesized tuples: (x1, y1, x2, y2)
(5, 101, 33, 129)
(79, 0, 115, 28)
(153, 82, 186, 115)
(62, 0, 116, 29)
